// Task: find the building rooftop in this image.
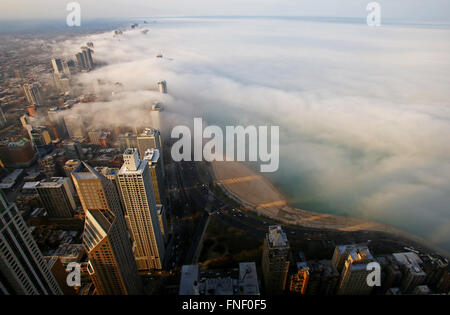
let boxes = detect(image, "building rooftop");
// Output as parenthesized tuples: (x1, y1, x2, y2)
(32, 177, 68, 188)
(179, 263, 260, 296)
(393, 252, 426, 276)
(267, 225, 289, 248)
(238, 262, 260, 295)
(143, 148, 160, 164)
(179, 265, 199, 295)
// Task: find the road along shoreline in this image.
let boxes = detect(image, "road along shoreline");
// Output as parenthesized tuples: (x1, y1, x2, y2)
(210, 160, 449, 258)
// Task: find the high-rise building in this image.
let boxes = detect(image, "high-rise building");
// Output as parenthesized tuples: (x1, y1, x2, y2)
(137, 128, 165, 179)
(75, 52, 86, 71)
(51, 58, 64, 75)
(94, 166, 126, 216)
(143, 148, 165, 205)
(289, 262, 309, 295)
(336, 245, 375, 295)
(150, 102, 163, 131)
(51, 58, 71, 77)
(71, 162, 143, 295)
(63, 114, 86, 139)
(332, 244, 369, 273)
(157, 80, 167, 94)
(62, 140, 84, 160)
(48, 108, 68, 139)
(118, 133, 138, 151)
(136, 128, 162, 159)
(23, 83, 43, 106)
(392, 252, 427, 294)
(179, 262, 260, 295)
(156, 204, 168, 243)
(27, 177, 76, 218)
(75, 47, 95, 71)
(29, 127, 52, 148)
(117, 148, 165, 271)
(262, 225, 290, 295)
(81, 47, 94, 70)
(304, 260, 340, 295)
(0, 190, 62, 295)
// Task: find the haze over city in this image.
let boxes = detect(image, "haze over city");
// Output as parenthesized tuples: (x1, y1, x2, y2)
(0, 0, 449, 300)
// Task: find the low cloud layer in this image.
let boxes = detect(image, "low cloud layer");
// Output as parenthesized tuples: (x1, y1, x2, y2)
(53, 17, 450, 252)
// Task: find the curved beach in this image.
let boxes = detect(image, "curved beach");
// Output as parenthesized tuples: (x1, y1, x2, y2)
(211, 160, 448, 256)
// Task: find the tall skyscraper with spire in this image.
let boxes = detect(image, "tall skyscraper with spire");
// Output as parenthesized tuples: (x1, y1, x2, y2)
(72, 162, 143, 295)
(0, 190, 62, 295)
(117, 148, 165, 271)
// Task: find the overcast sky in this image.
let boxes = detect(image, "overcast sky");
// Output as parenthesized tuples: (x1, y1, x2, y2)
(0, 0, 449, 21)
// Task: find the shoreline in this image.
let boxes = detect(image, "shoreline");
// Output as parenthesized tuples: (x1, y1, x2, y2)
(210, 160, 450, 258)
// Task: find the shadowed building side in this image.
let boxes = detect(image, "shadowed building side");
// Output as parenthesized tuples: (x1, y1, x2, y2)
(72, 162, 143, 295)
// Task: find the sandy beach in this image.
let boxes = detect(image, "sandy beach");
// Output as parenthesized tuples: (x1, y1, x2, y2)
(211, 161, 448, 256)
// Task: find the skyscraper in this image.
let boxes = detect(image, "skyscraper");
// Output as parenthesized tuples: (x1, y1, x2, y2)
(150, 102, 163, 131)
(51, 58, 71, 77)
(23, 83, 43, 106)
(289, 262, 309, 295)
(72, 162, 143, 295)
(75, 52, 87, 71)
(48, 107, 68, 139)
(117, 148, 165, 271)
(26, 177, 76, 218)
(0, 190, 62, 295)
(81, 47, 94, 70)
(157, 80, 167, 94)
(262, 225, 290, 295)
(51, 58, 63, 75)
(64, 159, 81, 183)
(137, 128, 165, 179)
(392, 252, 427, 294)
(336, 245, 375, 295)
(143, 148, 166, 205)
(63, 114, 86, 138)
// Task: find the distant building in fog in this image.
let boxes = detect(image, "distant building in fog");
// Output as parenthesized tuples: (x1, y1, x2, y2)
(158, 80, 167, 94)
(63, 114, 86, 138)
(23, 83, 43, 106)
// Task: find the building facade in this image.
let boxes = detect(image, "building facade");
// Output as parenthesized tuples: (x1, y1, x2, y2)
(0, 190, 62, 295)
(262, 225, 290, 295)
(72, 162, 143, 295)
(117, 148, 165, 271)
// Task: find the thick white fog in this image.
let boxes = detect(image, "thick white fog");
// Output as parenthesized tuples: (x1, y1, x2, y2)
(52, 17, 450, 252)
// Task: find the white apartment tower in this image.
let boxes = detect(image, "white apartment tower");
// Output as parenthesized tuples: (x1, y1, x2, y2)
(118, 148, 165, 271)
